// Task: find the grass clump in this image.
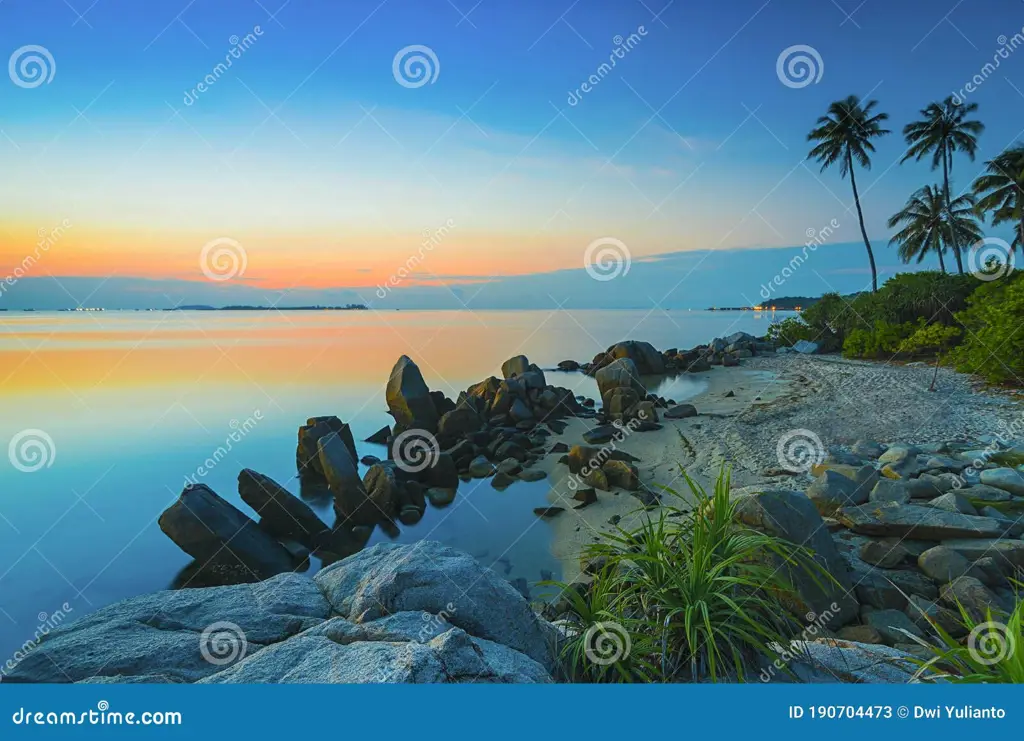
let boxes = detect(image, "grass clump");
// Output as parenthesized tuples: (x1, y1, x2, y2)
(546, 467, 827, 683)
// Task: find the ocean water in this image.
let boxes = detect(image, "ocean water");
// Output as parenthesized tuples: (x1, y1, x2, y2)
(0, 308, 790, 657)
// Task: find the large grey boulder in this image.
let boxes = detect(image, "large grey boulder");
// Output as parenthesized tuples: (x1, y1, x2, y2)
(238, 469, 328, 547)
(940, 538, 1024, 572)
(158, 484, 294, 580)
(386, 355, 438, 432)
(606, 340, 666, 375)
(314, 541, 556, 669)
(732, 489, 858, 627)
(594, 358, 643, 404)
(917, 546, 979, 583)
(838, 503, 1005, 540)
(841, 552, 937, 609)
(980, 468, 1024, 496)
(806, 469, 875, 516)
(5, 574, 329, 683)
(788, 639, 918, 683)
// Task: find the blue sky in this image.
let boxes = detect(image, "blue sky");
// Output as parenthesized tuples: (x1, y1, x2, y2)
(1, 0, 1023, 308)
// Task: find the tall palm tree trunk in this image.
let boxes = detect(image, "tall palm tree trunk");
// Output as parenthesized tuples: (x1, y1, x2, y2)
(847, 152, 878, 292)
(942, 150, 965, 274)
(936, 244, 947, 273)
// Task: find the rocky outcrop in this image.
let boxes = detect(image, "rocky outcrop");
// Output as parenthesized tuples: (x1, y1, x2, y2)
(158, 484, 295, 581)
(6, 544, 557, 684)
(386, 355, 439, 432)
(238, 469, 329, 548)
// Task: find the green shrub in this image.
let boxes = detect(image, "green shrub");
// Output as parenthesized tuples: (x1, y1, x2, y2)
(950, 272, 1024, 384)
(898, 323, 961, 356)
(766, 317, 817, 346)
(546, 467, 827, 683)
(842, 320, 918, 359)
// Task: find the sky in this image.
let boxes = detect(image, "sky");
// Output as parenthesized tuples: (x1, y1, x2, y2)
(2, 0, 1024, 309)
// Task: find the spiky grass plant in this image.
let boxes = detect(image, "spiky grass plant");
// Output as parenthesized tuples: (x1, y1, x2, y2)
(546, 466, 829, 682)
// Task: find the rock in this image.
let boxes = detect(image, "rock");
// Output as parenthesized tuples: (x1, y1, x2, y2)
(581, 468, 611, 491)
(5, 573, 329, 683)
(904, 596, 967, 638)
(722, 353, 739, 367)
(364, 425, 391, 445)
(603, 340, 665, 375)
(838, 503, 1005, 540)
(491, 471, 516, 489)
(791, 340, 819, 355)
(549, 442, 569, 454)
(879, 444, 919, 465)
(497, 457, 522, 475)
(905, 474, 952, 499)
(423, 452, 459, 490)
(664, 404, 698, 419)
(869, 479, 911, 505)
(977, 506, 1024, 537)
(732, 489, 857, 627)
(940, 538, 1024, 572)
(841, 553, 938, 609)
(572, 488, 598, 508)
(851, 440, 885, 459)
(837, 625, 883, 644)
(314, 543, 556, 670)
(297, 416, 357, 480)
(534, 507, 564, 518)
(805, 469, 875, 516)
(438, 406, 483, 438)
(918, 546, 979, 583)
(519, 368, 546, 390)
(864, 609, 924, 645)
(509, 398, 534, 423)
(927, 492, 978, 516)
(518, 468, 547, 482)
(594, 358, 643, 402)
(601, 460, 639, 490)
(566, 445, 638, 473)
(501, 355, 530, 379)
(237, 469, 329, 547)
(398, 506, 423, 526)
(788, 639, 918, 683)
(386, 355, 438, 432)
(318, 432, 373, 525)
(858, 539, 910, 568)
(362, 462, 405, 522)
(959, 484, 1013, 503)
(980, 467, 1024, 496)
(940, 576, 1007, 621)
(159, 484, 294, 580)
(426, 487, 457, 507)
(360, 455, 381, 466)
(556, 360, 580, 372)
(468, 455, 495, 478)
(582, 425, 617, 444)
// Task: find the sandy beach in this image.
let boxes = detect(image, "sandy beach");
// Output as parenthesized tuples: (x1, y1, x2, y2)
(539, 354, 1024, 582)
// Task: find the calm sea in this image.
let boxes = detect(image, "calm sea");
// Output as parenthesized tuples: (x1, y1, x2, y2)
(0, 308, 789, 657)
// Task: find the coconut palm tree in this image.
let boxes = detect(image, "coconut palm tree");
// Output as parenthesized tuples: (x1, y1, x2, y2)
(901, 97, 984, 274)
(808, 95, 890, 291)
(887, 185, 983, 270)
(973, 145, 1024, 256)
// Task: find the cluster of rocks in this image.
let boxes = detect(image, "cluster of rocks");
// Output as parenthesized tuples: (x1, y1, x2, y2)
(559, 333, 775, 377)
(4, 542, 560, 684)
(736, 439, 1024, 656)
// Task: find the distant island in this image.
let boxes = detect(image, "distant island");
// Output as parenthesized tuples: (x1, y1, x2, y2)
(706, 296, 817, 311)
